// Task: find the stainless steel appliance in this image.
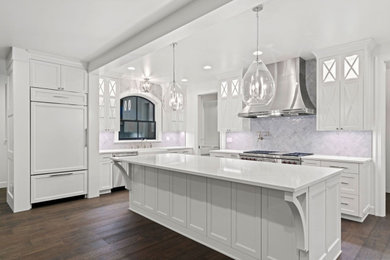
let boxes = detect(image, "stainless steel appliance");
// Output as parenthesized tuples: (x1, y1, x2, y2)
(239, 150, 313, 165)
(239, 58, 316, 118)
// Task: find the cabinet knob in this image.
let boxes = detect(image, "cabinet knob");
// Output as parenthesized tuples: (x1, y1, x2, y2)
(336, 128, 339, 130)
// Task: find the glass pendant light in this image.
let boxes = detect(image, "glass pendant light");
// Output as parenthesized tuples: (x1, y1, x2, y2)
(141, 78, 151, 92)
(163, 42, 184, 111)
(242, 5, 275, 106)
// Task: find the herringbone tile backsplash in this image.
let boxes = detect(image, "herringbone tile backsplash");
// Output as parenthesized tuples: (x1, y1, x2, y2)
(226, 116, 372, 157)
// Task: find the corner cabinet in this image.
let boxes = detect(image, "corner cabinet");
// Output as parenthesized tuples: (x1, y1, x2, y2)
(314, 39, 375, 131)
(217, 76, 250, 133)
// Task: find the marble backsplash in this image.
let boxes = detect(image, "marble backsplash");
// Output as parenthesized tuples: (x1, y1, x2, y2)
(99, 132, 186, 150)
(226, 116, 372, 157)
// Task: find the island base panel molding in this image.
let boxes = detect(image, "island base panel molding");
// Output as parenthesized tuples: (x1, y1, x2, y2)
(119, 164, 341, 260)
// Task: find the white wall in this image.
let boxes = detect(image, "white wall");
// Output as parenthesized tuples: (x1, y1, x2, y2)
(0, 59, 7, 188)
(186, 80, 218, 154)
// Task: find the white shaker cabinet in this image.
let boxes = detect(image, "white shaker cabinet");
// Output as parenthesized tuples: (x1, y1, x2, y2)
(61, 65, 87, 93)
(302, 158, 371, 222)
(217, 77, 250, 133)
(99, 155, 113, 194)
(314, 39, 375, 131)
(31, 94, 87, 175)
(30, 60, 87, 93)
(30, 60, 61, 90)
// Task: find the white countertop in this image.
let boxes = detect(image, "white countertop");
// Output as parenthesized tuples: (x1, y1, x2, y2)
(99, 146, 193, 154)
(303, 155, 372, 163)
(112, 153, 341, 193)
(209, 149, 244, 154)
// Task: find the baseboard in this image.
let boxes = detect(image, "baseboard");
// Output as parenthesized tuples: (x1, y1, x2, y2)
(0, 181, 7, 188)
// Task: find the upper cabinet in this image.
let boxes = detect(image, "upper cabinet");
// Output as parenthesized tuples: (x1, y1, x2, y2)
(30, 60, 87, 93)
(60, 65, 87, 93)
(217, 76, 250, 132)
(99, 77, 119, 132)
(314, 39, 375, 131)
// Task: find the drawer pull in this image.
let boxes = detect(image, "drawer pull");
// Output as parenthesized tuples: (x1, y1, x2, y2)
(341, 182, 349, 185)
(49, 172, 74, 177)
(329, 166, 348, 169)
(341, 202, 349, 206)
(53, 95, 69, 99)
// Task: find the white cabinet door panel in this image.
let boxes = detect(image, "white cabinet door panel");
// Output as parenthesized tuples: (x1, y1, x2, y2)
(144, 167, 157, 212)
(31, 102, 87, 174)
(31, 171, 87, 203)
(61, 65, 86, 93)
(99, 159, 112, 192)
(340, 80, 363, 130)
(207, 178, 232, 245)
(232, 183, 261, 258)
(170, 172, 187, 226)
(131, 165, 145, 207)
(157, 169, 171, 218)
(30, 60, 61, 90)
(187, 175, 207, 234)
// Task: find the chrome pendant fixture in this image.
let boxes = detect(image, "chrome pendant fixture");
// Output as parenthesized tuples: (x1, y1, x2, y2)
(242, 5, 275, 106)
(164, 42, 184, 111)
(141, 78, 151, 92)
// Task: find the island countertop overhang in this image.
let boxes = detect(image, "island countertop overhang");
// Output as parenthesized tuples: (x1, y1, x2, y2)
(112, 153, 342, 193)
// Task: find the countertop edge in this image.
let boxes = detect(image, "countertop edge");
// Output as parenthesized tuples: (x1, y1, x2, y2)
(112, 157, 342, 193)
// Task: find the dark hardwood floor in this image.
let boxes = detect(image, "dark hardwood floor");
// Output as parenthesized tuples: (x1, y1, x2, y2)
(0, 188, 389, 260)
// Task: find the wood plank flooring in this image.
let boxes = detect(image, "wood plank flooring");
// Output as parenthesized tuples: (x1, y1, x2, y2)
(0, 188, 389, 260)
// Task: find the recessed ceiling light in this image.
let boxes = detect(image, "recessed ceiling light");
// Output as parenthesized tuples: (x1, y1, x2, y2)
(127, 66, 135, 71)
(203, 65, 212, 70)
(253, 50, 263, 56)
(181, 78, 188, 82)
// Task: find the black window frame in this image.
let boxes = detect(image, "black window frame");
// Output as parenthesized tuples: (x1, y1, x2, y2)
(119, 96, 156, 140)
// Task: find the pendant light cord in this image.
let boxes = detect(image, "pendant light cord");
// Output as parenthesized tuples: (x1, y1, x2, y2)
(256, 9, 259, 63)
(172, 42, 177, 84)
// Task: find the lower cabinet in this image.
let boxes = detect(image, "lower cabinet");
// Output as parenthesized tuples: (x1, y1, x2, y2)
(31, 170, 87, 203)
(170, 172, 187, 226)
(128, 165, 340, 260)
(232, 183, 261, 258)
(207, 179, 232, 246)
(99, 156, 113, 194)
(187, 175, 207, 234)
(302, 158, 371, 222)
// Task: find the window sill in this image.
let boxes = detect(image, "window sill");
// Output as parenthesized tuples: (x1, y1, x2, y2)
(113, 139, 162, 144)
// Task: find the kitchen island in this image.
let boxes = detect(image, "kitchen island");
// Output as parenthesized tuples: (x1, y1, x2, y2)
(112, 153, 342, 260)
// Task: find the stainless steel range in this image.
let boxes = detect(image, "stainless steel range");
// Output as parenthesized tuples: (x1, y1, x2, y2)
(239, 150, 314, 165)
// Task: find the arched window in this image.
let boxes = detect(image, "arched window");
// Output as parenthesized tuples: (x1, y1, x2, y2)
(119, 96, 156, 140)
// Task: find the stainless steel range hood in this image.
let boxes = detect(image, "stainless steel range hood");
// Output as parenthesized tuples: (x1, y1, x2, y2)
(238, 58, 315, 118)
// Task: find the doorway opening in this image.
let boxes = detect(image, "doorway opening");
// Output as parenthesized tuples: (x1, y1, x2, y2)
(198, 93, 219, 155)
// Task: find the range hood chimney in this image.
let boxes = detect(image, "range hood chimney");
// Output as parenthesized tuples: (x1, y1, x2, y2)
(238, 57, 315, 118)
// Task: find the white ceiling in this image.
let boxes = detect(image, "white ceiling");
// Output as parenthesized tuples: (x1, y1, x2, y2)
(109, 0, 390, 85)
(0, 0, 192, 61)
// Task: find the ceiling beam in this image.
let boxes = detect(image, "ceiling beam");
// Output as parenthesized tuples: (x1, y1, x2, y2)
(89, 0, 265, 72)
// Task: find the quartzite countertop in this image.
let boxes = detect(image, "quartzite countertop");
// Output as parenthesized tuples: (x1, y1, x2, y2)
(112, 153, 341, 193)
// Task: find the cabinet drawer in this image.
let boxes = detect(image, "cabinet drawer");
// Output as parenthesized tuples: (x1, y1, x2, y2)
(31, 171, 87, 203)
(31, 87, 87, 105)
(340, 194, 358, 216)
(321, 161, 359, 174)
(340, 173, 358, 195)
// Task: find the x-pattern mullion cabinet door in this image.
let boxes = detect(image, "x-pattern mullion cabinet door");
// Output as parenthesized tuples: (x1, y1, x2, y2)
(317, 56, 341, 131)
(339, 51, 364, 130)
